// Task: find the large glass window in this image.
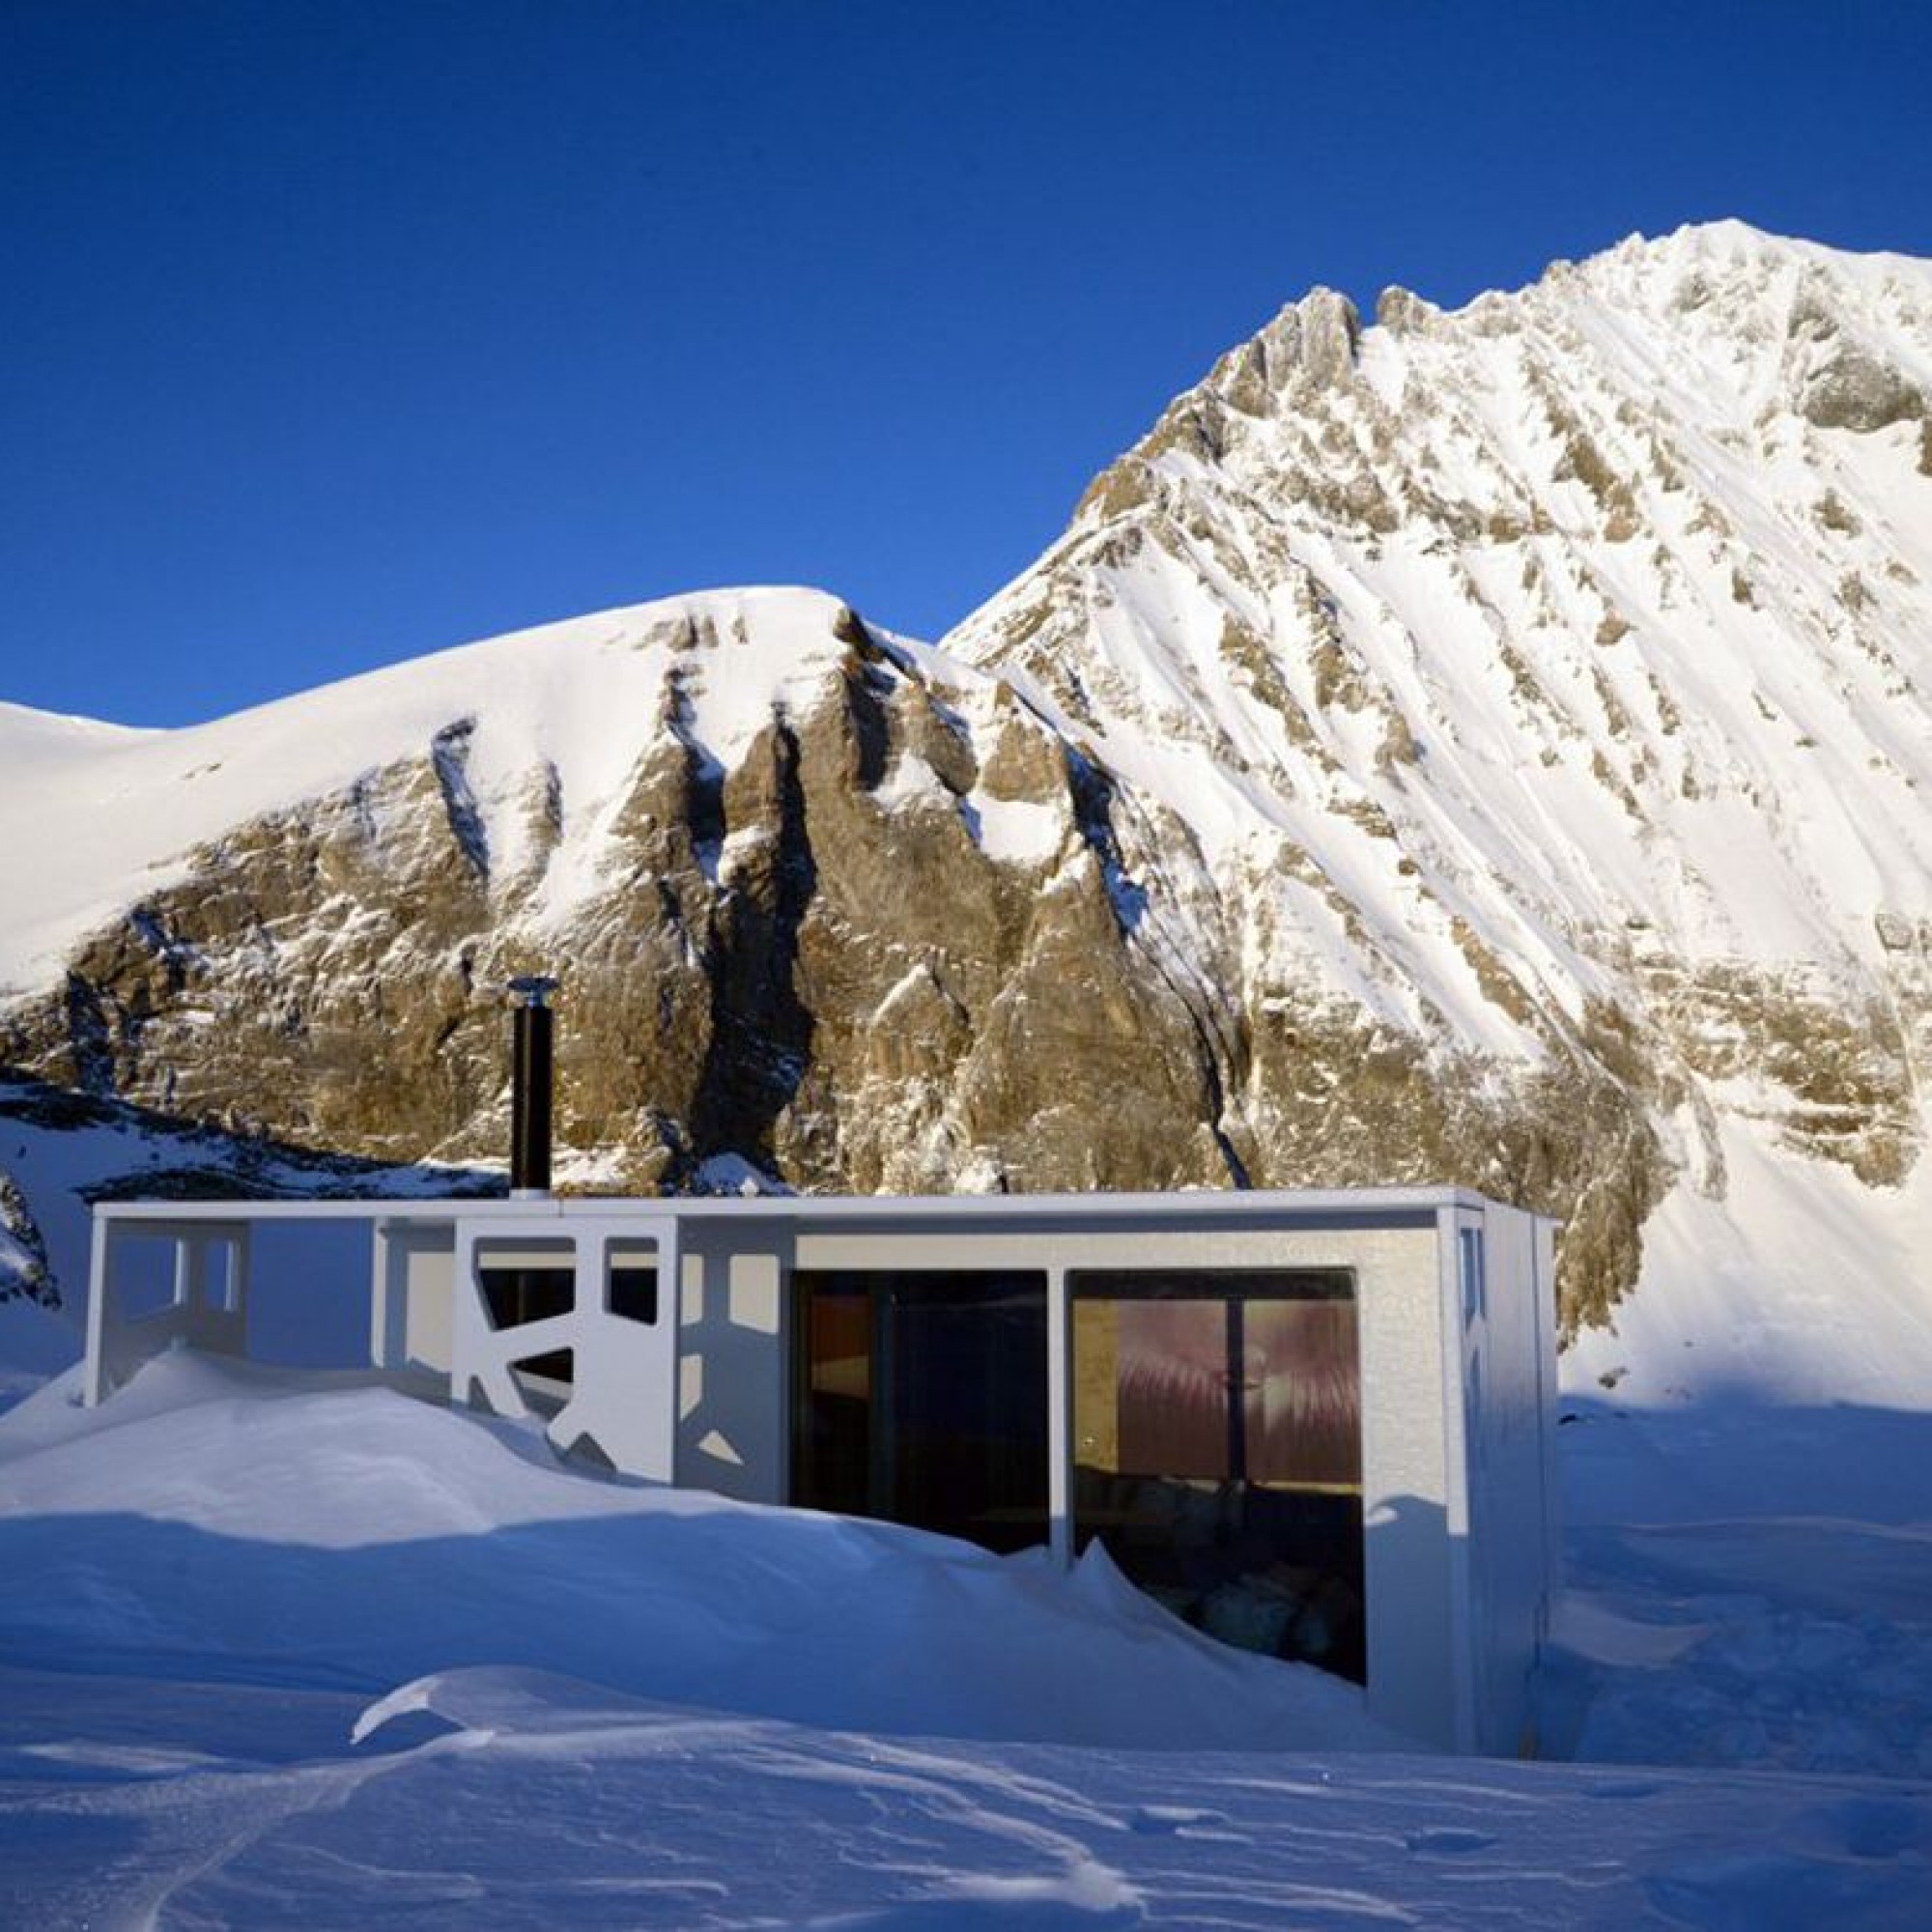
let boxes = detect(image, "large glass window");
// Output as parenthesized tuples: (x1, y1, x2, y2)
(1072, 1268, 1365, 1682)
(793, 1270, 1048, 1554)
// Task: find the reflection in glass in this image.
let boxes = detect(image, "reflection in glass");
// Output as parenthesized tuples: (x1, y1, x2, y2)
(1074, 1269, 1365, 1682)
(1118, 1299, 1231, 1478)
(1249, 1299, 1359, 1489)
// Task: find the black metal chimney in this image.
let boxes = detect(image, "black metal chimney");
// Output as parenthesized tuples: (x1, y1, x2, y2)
(507, 975, 559, 1198)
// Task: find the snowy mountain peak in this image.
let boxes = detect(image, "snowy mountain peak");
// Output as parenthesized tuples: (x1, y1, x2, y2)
(945, 224, 1932, 1321)
(956, 223, 1932, 964)
(5, 227, 1931, 1344)
(0, 584, 909, 996)
(1153, 224, 1932, 460)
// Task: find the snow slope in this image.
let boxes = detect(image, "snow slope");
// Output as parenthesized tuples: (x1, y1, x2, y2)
(1565, 1119, 1932, 1408)
(0, 1352, 1927, 1926)
(952, 220, 1932, 983)
(0, 587, 931, 1000)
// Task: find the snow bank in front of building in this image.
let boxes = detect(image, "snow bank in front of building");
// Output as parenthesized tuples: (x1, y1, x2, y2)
(0, 1350, 1394, 1756)
(1, 1316, 1929, 1920)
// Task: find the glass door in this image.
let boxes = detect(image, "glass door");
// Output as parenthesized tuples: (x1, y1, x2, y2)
(793, 1270, 1048, 1553)
(797, 1281, 874, 1520)
(1072, 1269, 1365, 1681)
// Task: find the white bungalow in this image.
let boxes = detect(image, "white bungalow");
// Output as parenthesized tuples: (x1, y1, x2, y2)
(83, 1182, 1559, 1755)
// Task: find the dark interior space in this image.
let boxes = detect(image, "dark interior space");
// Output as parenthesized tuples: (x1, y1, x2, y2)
(477, 1247, 576, 1387)
(792, 1269, 1049, 1554)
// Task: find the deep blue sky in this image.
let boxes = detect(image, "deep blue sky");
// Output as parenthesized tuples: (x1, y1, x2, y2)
(5, 1, 1929, 727)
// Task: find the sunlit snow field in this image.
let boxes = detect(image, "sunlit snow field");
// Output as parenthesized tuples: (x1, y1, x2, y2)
(0, 1309, 1928, 1921)
(0, 1349, 1926, 1929)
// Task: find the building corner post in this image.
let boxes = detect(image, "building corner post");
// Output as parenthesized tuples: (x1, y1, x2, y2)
(82, 1209, 111, 1407)
(1047, 1264, 1072, 1568)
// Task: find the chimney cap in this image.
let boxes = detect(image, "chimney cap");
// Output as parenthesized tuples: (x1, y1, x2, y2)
(506, 974, 560, 1008)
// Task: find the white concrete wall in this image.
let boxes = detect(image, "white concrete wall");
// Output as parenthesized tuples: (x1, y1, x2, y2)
(554, 1216, 681, 1483)
(1355, 1220, 1463, 1751)
(448, 1213, 682, 1482)
(675, 1231, 792, 1500)
(85, 1220, 251, 1405)
(372, 1221, 456, 1374)
(1458, 1202, 1560, 1757)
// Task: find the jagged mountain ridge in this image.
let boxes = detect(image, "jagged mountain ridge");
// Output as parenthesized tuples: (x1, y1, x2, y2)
(3, 221, 1929, 1335)
(947, 220, 1932, 1315)
(0, 588, 1240, 1211)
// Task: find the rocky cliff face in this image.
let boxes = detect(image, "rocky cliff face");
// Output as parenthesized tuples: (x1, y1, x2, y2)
(0, 1168, 54, 1309)
(947, 222, 1932, 1325)
(0, 592, 1243, 1217)
(4, 223, 1929, 1333)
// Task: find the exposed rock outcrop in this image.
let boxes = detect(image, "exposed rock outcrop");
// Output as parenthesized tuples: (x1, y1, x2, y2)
(5, 224, 1930, 1338)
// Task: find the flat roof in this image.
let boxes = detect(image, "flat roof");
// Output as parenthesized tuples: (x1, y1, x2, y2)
(92, 1184, 1540, 1231)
